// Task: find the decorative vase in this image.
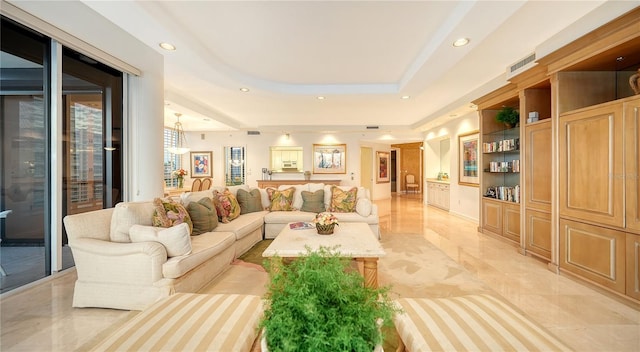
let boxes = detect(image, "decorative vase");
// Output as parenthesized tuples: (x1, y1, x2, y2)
(177, 177, 184, 189)
(315, 223, 335, 235)
(304, 171, 311, 181)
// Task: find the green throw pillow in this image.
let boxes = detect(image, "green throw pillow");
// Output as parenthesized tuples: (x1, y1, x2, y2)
(186, 197, 218, 235)
(300, 190, 325, 213)
(236, 188, 263, 214)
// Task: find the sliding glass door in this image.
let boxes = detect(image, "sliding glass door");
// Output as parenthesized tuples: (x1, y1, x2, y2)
(0, 16, 123, 293)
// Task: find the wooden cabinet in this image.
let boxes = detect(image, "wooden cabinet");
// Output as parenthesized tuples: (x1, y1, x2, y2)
(525, 209, 552, 259)
(482, 198, 503, 236)
(626, 233, 640, 300)
(426, 180, 449, 211)
(625, 97, 640, 234)
(559, 218, 626, 294)
(558, 101, 625, 228)
(503, 202, 521, 243)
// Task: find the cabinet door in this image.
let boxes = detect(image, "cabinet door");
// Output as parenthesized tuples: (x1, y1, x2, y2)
(482, 199, 502, 236)
(503, 203, 521, 243)
(626, 233, 640, 300)
(558, 103, 624, 227)
(524, 121, 552, 211)
(525, 209, 551, 260)
(625, 98, 640, 233)
(559, 218, 626, 293)
(441, 185, 450, 210)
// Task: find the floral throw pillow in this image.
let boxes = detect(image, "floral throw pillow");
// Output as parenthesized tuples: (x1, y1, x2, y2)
(329, 186, 358, 213)
(213, 189, 241, 223)
(152, 197, 193, 234)
(266, 187, 295, 211)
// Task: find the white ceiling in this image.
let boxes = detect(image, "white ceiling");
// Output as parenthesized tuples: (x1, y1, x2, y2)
(79, 0, 623, 133)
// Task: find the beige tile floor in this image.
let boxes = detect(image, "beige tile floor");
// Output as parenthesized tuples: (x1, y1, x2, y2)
(1, 194, 639, 351)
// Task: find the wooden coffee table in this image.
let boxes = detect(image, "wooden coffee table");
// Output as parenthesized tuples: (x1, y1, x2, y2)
(262, 222, 386, 288)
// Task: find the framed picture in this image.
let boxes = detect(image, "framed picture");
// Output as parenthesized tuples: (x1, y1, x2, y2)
(376, 151, 390, 183)
(313, 144, 347, 174)
(190, 151, 212, 178)
(458, 131, 479, 186)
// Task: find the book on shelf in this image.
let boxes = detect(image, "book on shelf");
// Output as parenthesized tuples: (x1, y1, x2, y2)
(487, 159, 520, 172)
(482, 138, 520, 153)
(484, 185, 520, 203)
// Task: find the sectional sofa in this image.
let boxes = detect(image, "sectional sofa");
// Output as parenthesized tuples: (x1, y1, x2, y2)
(63, 183, 379, 310)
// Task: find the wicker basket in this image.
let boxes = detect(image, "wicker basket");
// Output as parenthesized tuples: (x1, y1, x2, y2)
(315, 223, 335, 235)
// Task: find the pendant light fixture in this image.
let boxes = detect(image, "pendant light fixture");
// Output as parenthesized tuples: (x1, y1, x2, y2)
(167, 113, 190, 154)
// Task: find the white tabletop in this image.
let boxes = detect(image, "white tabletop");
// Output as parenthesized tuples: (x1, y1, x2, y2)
(262, 222, 385, 258)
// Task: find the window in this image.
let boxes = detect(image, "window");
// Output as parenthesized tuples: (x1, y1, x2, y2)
(163, 128, 182, 187)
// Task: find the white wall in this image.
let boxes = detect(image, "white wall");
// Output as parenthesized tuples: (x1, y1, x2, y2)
(423, 112, 480, 222)
(182, 131, 393, 200)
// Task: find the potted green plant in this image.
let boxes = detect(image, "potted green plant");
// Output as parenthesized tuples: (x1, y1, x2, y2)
(260, 246, 399, 352)
(495, 106, 519, 128)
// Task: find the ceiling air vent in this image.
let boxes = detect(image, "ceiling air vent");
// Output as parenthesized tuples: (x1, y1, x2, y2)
(506, 52, 536, 80)
(366, 126, 379, 130)
(247, 130, 260, 135)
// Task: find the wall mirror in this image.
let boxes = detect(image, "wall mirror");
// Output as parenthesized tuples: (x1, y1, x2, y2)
(224, 146, 245, 185)
(270, 146, 303, 172)
(439, 138, 450, 175)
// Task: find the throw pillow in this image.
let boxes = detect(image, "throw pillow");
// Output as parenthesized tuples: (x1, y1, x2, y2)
(329, 186, 358, 213)
(300, 190, 326, 213)
(152, 198, 193, 234)
(236, 188, 263, 214)
(266, 187, 296, 211)
(355, 198, 372, 217)
(186, 197, 218, 235)
(213, 189, 241, 223)
(129, 223, 192, 257)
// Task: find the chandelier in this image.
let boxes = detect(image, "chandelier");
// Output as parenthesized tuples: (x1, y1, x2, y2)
(167, 113, 190, 154)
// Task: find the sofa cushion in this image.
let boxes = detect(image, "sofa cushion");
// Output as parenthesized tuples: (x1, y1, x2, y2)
(236, 188, 263, 214)
(214, 211, 268, 241)
(110, 201, 156, 243)
(213, 190, 241, 223)
(226, 184, 251, 197)
(355, 198, 372, 217)
(328, 186, 358, 213)
(187, 197, 219, 235)
(300, 190, 326, 213)
(264, 210, 318, 224)
(162, 231, 236, 279)
(152, 198, 194, 234)
(180, 190, 214, 206)
(129, 223, 192, 257)
(266, 187, 296, 211)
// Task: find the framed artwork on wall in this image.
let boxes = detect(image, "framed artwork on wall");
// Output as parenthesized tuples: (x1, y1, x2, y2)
(376, 151, 390, 183)
(190, 151, 212, 178)
(313, 144, 347, 174)
(458, 131, 479, 186)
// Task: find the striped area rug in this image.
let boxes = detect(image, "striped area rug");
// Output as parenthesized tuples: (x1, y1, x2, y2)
(91, 293, 263, 352)
(394, 294, 573, 352)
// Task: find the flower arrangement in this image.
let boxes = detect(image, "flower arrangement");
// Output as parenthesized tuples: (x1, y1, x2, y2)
(312, 212, 339, 226)
(173, 168, 188, 178)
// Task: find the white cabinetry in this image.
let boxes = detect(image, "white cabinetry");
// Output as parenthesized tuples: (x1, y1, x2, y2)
(427, 180, 450, 211)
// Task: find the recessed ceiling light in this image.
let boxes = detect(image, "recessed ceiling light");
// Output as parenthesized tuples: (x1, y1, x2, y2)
(453, 38, 470, 47)
(317, 96, 325, 100)
(239, 87, 250, 92)
(159, 42, 176, 51)
(401, 95, 410, 100)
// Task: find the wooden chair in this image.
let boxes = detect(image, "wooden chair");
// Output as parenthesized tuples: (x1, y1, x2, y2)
(200, 178, 212, 191)
(406, 174, 419, 193)
(190, 178, 202, 192)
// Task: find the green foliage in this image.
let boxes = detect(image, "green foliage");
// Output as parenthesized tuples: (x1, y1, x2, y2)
(495, 106, 519, 125)
(261, 246, 400, 352)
